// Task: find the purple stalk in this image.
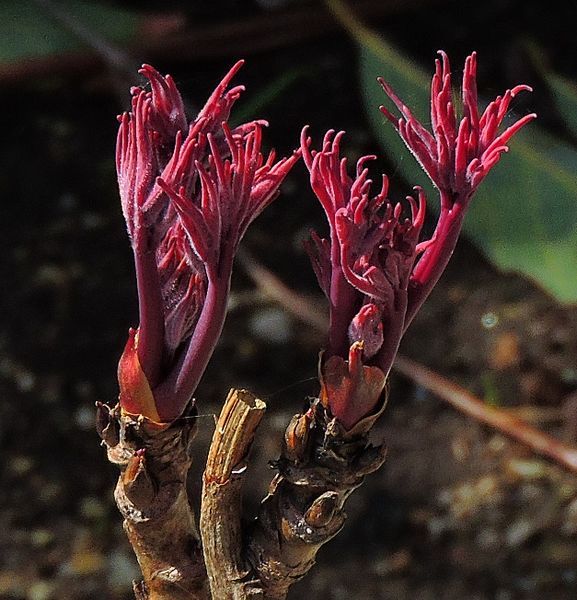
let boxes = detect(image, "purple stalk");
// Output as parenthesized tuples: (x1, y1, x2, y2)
(132, 233, 165, 387)
(404, 197, 465, 330)
(327, 248, 359, 358)
(154, 260, 233, 420)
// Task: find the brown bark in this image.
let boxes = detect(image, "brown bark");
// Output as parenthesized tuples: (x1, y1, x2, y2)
(97, 402, 209, 600)
(246, 395, 388, 599)
(200, 389, 267, 600)
(98, 387, 390, 598)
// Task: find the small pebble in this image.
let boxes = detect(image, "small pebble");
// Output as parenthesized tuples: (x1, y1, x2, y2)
(488, 435, 506, 453)
(427, 516, 448, 537)
(27, 581, 54, 600)
(10, 456, 34, 476)
(506, 459, 547, 480)
(30, 529, 54, 548)
(506, 519, 534, 547)
(107, 549, 140, 589)
(75, 405, 95, 430)
(79, 497, 106, 520)
(16, 370, 36, 392)
(481, 311, 499, 329)
(81, 212, 104, 230)
(249, 307, 292, 344)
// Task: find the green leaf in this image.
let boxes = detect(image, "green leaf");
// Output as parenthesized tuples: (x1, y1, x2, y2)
(0, 0, 140, 63)
(525, 42, 577, 140)
(231, 67, 308, 126)
(538, 67, 577, 140)
(359, 43, 577, 302)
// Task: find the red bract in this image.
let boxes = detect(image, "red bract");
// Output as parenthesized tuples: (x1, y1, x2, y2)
(117, 62, 300, 422)
(304, 51, 535, 430)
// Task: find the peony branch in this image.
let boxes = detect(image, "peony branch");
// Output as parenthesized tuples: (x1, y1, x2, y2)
(96, 402, 209, 600)
(246, 397, 387, 599)
(200, 389, 266, 600)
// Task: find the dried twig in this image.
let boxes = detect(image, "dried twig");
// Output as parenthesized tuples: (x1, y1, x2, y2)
(200, 389, 266, 600)
(237, 249, 328, 333)
(246, 397, 387, 598)
(97, 403, 209, 600)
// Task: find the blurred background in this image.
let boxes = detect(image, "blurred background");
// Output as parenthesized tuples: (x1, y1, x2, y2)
(1, 0, 577, 598)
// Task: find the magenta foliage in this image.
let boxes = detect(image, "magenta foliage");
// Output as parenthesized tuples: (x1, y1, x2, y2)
(117, 61, 300, 421)
(379, 51, 536, 325)
(304, 51, 535, 427)
(302, 128, 426, 375)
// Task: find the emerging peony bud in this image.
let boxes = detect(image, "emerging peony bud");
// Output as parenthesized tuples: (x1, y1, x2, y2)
(304, 51, 535, 429)
(116, 62, 300, 422)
